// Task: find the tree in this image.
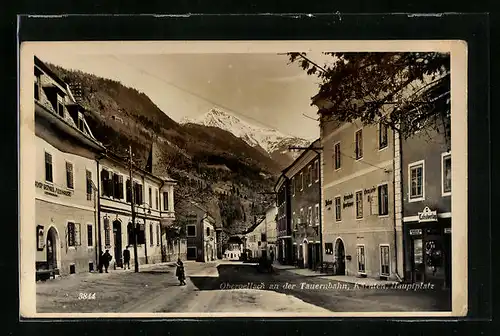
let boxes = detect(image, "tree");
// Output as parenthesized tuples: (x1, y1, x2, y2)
(287, 52, 451, 144)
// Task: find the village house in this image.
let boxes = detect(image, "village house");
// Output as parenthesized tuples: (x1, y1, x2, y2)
(183, 201, 218, 262)
(275, 174, 293, 265)
(264, 206, 278, 261)
(284, 139, 322, 270)
(34, 56, 105, 278)
(401, 119, 452, 289)
(313, 94, 404, 282)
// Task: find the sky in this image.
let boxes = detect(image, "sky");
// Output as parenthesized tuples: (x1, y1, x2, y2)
(34, 52, 332, 140)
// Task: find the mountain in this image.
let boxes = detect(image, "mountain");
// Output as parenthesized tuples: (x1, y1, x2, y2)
(44, 61, 279, 240)
(182, 108, 312, 168)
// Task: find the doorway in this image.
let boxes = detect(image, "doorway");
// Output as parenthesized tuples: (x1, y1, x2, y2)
(46, 227, 58, 269)
(335, 238, 346, 275)
(113, 220, 123, 268)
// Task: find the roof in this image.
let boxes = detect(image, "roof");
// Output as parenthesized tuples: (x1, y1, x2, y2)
(281, 138, 320, 178)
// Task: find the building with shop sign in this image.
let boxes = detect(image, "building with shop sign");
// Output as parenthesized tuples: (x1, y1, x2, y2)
(284, 139, 322, 270)
(401, 120, 452, 289)
(34, 56, 105, 278)
(313, 94, 403, 282)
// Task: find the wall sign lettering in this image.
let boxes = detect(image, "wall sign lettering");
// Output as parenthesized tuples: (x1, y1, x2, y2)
(363, 187, 376, 195)
(325, 199, 333, 207)
(410, 229, 422, 236)
(418, 207, 438, 223)
(35, 181, 72, 197)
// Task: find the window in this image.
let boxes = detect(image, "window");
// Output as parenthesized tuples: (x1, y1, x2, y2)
(380, 245, 390, 276)
(325, 243, 334, 255)
(334, 196, 342, 222)
(67, 222, 80, 247)
(155, 189, 159, 209)
(126, 179, 132, 203)
(334, 142, 341, 169)
(127, 222, 134, 246)
(34, 74, 40, 101)
(378, 184, 389, 216)
(156, 225, 160, 246)
(133, 182, 143, 205)
(299, 208, 304, 225)
(150, 224, 154, 246)
(409, 161, 425, 200)
(57, 94, 65, 117)
(291, 177, 295, 196)
(379, 122, 388, 149)
(314, 204, 320, 225)
(307, 207, 313, 226)
(300, 172, 303, 191)
(163, 192, 169, 211)
(187, 247, 197, 259)
(45, 152, 53, 183)
(292, 212, 296, 230)
(187, 225, 196, 237)
(148, 187, 152, 207)
(355, 129, 363, 160)
(136, 224, 146, 245)
(86, 170, 92, 200)
(261, 233, 267, 242)
(112, 174, 123, 199)
(77, 113, 85, 132)
(442, 153, 451, 196)
(206, 227, 210, 236)
(314, 160, 319, 182)
(103, 218, 110, 247)
(87, 224, 93, 247)
(308, 165, 313, 186)
(357, 245, 366, 273)
(101, 169, 109, 196)
(355, 190, 363, 219)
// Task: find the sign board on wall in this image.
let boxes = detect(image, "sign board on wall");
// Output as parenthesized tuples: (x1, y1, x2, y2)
(35, 181, 72, 197)
(409, 229, 422, 236)
(418, 207, 438, 223)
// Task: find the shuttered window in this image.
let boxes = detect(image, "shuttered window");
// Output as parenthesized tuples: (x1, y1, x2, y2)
(66, 162, 74, 189)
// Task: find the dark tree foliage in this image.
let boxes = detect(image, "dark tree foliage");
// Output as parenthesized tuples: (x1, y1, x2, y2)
(287, 52, 451, 143)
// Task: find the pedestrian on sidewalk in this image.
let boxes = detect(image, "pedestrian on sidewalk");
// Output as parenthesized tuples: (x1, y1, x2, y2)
(176, 258, 186, 286)
(98, 251, 104, 273)
(123, 246, 131, 270)
(103, 249, 112, 273)
(270, 250, 275, 264)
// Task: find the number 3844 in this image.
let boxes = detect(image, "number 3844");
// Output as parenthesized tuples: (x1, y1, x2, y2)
(78, 293, 96, 300)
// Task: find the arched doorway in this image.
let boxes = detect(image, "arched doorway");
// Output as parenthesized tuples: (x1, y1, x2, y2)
(46, 227, 58, 269)
(113, 220, 122, 267)
(335, 238, 346, 275)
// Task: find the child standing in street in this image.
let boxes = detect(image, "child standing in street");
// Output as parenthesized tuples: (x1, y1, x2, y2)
(176, 259, 186, 286)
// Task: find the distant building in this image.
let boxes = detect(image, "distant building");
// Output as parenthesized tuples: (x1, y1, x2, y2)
(283, 139, 322, 270)
(264, 206, 278, 260)
(313, 94, 403, 281)
(244, 218, 267, 259)
(275, 175, 293, 265)
(183, 202, 218, 262)
(34, 56, 105, 277)
(401, 120, 451, 288)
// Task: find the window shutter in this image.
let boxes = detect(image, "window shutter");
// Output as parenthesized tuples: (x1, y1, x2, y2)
(370, 192, 379, 215)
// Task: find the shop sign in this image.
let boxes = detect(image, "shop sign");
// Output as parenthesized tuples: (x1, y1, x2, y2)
(418, 207, 438, 223)
(35, 181, 72, 197)
(363, 186, 376, 195)
(343, 193, 354, 208)
(410, 229, 422, 236)
(444, 228, 451, 234)
(325, 199, 333, 207)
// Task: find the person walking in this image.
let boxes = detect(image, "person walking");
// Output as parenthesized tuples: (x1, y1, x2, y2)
(123, 246, 131, 270)
(270, 249, 275, 264)
(98, 251, 104, 273)
(103, 249, 113, 273)
(176, 259, 186, 286)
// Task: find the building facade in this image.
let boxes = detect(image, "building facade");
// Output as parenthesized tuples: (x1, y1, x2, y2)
(34, 56, 105, 276)
(97, 153, 176, 268)
(285, 140, 322, 270)
(275, 175, 293, 265)
(184, 202, 218, 262)
(264, 206, 278, 260)
(315, 94, 403, 281)
(401, 122, 452, 288)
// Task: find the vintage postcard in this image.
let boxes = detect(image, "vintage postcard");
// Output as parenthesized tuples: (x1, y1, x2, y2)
(19, 40, 467, 318)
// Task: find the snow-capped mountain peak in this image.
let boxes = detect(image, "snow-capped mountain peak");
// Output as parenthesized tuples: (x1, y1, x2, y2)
(181, 108, 311, 154)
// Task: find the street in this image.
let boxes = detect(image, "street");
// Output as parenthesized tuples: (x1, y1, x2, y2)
(36, 261, 451, 313)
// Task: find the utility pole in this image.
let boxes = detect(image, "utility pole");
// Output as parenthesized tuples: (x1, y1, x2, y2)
(128, 145, 139, 273)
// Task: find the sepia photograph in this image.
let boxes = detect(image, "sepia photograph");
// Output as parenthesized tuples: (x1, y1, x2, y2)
(19, 40, 467, 318)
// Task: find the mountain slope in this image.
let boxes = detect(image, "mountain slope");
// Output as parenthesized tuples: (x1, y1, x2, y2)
(182, 108, 312, 168)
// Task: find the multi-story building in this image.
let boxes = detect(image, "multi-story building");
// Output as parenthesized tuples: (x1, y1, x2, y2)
(401, 121, 452, 288)
(97, 149, 176, 268)
(183, 202, 218, 262)
(275, 175, 293, 265)
(264, 206, 278, 260)
(284, 139, 322, 270)
(313, 95, 403, 281)
(34, 56, 105, 277)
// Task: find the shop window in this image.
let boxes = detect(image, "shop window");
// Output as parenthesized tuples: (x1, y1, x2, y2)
(187, 225, 196, 237)
(355, 129, 363, 160)
(442, 153, 452, 196)
(355, 191, 363, 219)
(378, 184, 389, 216)
(334, 142, 341, 170)
(67, 222, 81, 247)
(66, 162, 74, 189)
(45, 152, 53, 183)
(380, 245, 390, 276)
(335, 196, 342, 221)
(379, 122, 388, 149)
(356, 245, 366, 273)
(409, 161, 425, 201)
